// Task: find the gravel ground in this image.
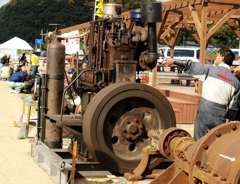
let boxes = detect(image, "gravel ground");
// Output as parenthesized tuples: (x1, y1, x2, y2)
(0, 80, 55, 184)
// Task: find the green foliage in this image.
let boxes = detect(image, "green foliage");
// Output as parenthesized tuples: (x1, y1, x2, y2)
(0, 0, 94, 44)
(212, 24, 239, 49)
(0, 0, 144, 45)
(171, 24, 239, 49)
(122, 0, 141, 11)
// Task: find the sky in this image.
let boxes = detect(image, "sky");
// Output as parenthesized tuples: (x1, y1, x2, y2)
(0, 0, 10, 8)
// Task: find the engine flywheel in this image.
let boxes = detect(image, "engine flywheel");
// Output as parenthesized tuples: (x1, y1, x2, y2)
(83, 82, 176, 174)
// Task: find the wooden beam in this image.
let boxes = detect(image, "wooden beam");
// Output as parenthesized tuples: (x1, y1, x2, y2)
(230, 15, 240, 19)
(206, 0, 240, 5)
(207, 6, 239, 40)
(163, 37, 171, 47)
(182, 21, 200, 43)
(187, 21, 214, 24)
(60, 22, 90, 34)
(157, 11, 169, 42)
(163, 0, 202, 11)
(199, 2, 208, 64)
(171, 24, 183, 47)
(160, 21, 181, 39)
(189, 5, 202, 38)
(226, 20, 240, 38)
(205, 55, 240, 60)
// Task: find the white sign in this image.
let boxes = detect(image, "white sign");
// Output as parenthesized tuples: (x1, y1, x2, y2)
(61, 30, 80, 54)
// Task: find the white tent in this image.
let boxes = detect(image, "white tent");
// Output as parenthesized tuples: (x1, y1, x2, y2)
(0, 36, 33, 50)
(0, 37, 33, 59)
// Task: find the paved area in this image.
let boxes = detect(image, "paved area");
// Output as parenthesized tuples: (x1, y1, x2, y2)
(0, 80, 195, 183)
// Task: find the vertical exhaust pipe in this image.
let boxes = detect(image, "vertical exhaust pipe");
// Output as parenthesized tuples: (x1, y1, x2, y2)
(141, 2, 162, 69)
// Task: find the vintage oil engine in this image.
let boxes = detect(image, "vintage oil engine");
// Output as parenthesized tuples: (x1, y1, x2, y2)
(41, 2, 176, 174)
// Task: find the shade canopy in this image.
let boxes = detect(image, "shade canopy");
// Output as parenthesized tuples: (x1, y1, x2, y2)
(0, 36, 33, 50)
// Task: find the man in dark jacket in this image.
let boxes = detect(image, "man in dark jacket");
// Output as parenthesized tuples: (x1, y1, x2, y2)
(8, 65, 26, 94)
(19, 53, 27, 66)
(162, 48, 240, 140)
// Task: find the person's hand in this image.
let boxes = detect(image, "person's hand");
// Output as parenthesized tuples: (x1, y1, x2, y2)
(162, 58, 174, 66)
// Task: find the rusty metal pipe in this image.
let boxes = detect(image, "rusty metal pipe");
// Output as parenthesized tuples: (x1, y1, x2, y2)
(36, 77, 42, 140)
(145, 23, 158, 69)
(132, 26, 148, 42)
(40, 74, 48, 143)
(141, 2, 162, 70)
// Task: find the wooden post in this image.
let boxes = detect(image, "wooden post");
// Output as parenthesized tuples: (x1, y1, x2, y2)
(70, 141, 77, 184)
(25, 105, 31, 138)
(71, 54, 75, 68)
(152, 65, 157, 87)
(22, 98, 25, 114)
(198, 3, 208, 96)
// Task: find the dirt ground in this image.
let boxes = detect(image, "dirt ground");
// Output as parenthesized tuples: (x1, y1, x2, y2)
(0, 80, 55, 184)
(0, 79, 195, 184)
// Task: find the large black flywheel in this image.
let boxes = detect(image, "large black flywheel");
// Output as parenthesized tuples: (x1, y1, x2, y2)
(83, 82, 176, 174)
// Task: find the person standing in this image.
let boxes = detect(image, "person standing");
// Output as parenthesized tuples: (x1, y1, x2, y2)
(19, 53, 27, 66)
(0, 54, 10, 76)
(162, 48, 240, 140)
(157, 49, 165, 72)
(8, 65, 26, 94)
(30, 52, 39, 75)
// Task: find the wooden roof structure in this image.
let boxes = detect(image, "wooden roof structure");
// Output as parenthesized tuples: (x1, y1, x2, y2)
(60, 0, 240, 62)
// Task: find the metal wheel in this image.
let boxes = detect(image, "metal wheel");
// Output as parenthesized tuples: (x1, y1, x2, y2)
(83, 82, 176, 174)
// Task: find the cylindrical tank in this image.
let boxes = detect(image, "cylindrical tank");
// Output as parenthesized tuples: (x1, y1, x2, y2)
(44, 39, 65, 148)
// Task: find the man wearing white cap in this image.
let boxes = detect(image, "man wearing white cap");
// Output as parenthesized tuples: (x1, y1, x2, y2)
(232, 60, 240, 78)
